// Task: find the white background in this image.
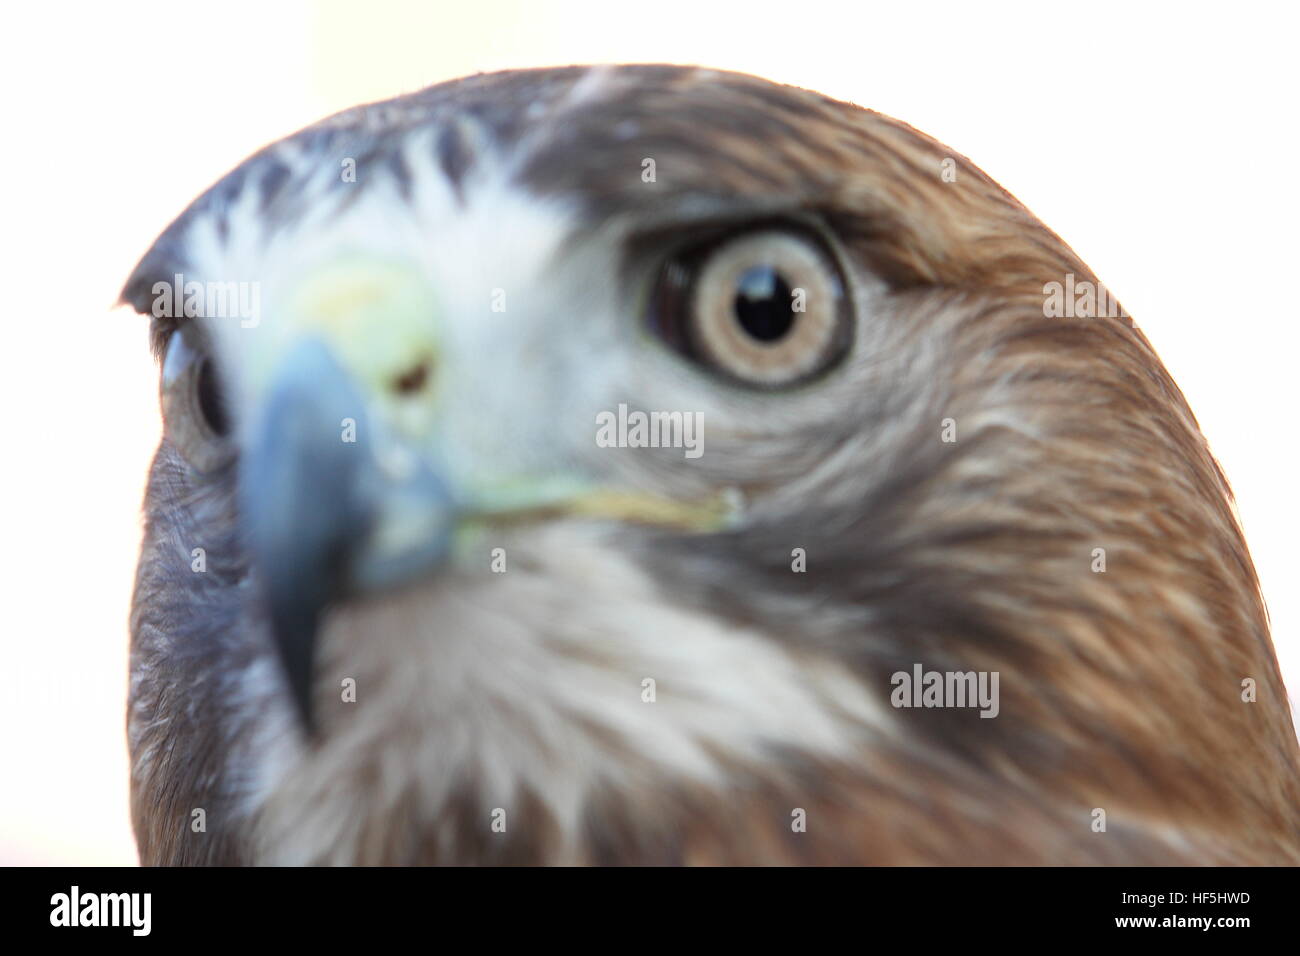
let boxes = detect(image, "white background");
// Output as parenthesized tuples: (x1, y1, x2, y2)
(1, 0, 1295, 864)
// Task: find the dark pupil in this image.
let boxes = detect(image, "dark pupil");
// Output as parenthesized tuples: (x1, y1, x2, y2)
(196, 358, 230, 436)
(733, 266, 796, 342)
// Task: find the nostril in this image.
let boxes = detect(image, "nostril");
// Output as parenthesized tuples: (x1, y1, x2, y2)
(392, 360, 431, 395)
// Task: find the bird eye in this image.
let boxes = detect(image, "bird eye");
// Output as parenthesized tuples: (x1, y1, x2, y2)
(649, 228, 852, 387)
(161, 330, 235, 473)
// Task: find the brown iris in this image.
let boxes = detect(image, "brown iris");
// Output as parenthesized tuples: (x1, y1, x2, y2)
(649, 227, 851, 387)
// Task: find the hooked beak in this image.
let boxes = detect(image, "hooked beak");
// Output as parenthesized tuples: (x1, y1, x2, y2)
(239, 339, 454, 733)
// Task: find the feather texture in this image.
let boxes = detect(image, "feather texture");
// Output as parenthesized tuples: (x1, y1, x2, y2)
(125, 65, 1300, 865)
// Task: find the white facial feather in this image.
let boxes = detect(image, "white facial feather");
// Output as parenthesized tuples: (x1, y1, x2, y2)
(248, 524, 888, 864)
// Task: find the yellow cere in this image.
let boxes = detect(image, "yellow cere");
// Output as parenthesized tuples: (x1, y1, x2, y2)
(275, 258, 442, 386)
(245, 257, 447, 438)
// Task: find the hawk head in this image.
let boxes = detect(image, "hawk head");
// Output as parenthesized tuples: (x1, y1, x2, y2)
(122, 65, 1300, 865)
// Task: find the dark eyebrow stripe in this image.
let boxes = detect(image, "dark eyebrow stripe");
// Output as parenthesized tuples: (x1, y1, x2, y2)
(436, 118, 477, 204)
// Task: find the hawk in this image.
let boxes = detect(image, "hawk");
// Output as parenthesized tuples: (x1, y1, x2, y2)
(121, 65, 1300, 865)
